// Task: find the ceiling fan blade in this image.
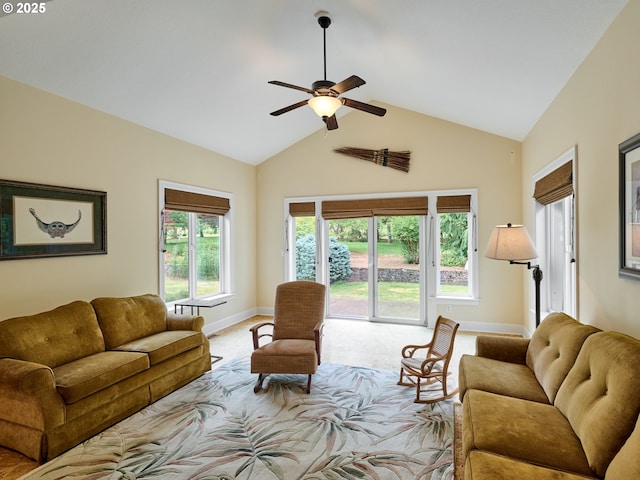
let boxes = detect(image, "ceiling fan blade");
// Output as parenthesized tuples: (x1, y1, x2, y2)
(270, 99, 309, 116)
(268, 80, 315, 95)
(323, 115, 339, 130)
(342, 97, 387, 117)
(330, 75, 366, 95)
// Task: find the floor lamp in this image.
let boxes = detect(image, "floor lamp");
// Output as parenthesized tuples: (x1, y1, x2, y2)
(484, 223, 543, 327)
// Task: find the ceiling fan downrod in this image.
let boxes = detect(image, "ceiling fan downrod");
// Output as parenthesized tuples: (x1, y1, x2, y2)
(312, 14, 335, 92)
(319, 15, 330, 81)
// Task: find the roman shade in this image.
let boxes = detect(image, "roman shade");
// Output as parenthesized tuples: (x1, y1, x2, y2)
(289, 202, 316, 217)
(165, 188, 230, 215)
(437, 195, 471, 213)
(321, 197, 428, 220)
(533, 161, 573, 205)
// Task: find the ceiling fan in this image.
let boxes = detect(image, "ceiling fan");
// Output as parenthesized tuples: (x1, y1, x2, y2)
(268, 13, 386, 130)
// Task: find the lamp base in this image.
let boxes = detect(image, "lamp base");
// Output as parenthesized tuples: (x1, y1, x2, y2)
(510, 261, 543, 328)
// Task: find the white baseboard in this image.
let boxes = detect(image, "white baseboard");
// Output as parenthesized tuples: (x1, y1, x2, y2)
(256, 307, 274, 316)
(202, 307, 259, 337)
(202, 308, 527, 338)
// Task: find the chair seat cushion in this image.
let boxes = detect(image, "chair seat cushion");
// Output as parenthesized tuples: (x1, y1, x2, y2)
(463, 389, 594, 477)
(114, 330, 204, 365)
(464, 451, 598, 480)
(401, 357, 444, 374)
(54, 351, 149, 404)
(251, 339, 318, 374)
(459, 355, 550, 403)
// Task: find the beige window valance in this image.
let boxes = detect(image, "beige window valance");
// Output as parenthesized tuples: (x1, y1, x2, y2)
(165, 188, 230, 215)
(436, 195, 471, 213)
(289, 202, 316, 217)
(533, 161, 573, 205)
(321, 197, 428, 220)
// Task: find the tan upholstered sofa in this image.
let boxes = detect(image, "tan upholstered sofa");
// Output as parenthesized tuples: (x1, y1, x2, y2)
(0, 294, 211, 462)
(459, 312, 640, 479)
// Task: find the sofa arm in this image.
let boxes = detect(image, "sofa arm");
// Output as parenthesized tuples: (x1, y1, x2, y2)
(166, 312, 204, 332)
(0, 358, 65, 430)
(476, 335, 530, 364)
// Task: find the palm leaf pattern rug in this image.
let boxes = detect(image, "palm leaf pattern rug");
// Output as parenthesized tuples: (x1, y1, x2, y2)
(21, 359, 454, 480)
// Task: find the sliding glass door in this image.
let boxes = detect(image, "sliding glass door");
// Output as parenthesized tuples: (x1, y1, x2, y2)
(286, 192, 478, 326)
(327, 218, 369, 318)
(375, 216, 421, 320)
(326, 216, 422, 322)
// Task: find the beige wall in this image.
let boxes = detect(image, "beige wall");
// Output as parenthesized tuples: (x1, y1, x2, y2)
(257, 105, 523, 331)
(522, 1, 640, 338)
(8, 0, 637, 338)
(0, 76, 257, 329)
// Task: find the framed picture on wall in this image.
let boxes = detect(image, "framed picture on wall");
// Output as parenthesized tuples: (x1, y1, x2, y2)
(619, 133, 640, 279)
(0, 179, 107, 260)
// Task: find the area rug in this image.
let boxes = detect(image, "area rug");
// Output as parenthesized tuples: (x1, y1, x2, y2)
(21, 359, 454, 480)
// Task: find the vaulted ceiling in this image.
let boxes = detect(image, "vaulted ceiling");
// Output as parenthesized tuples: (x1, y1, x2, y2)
(0, 0, 628, 164)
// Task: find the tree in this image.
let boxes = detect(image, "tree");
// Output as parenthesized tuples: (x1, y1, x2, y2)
(440, 213, 468, 267)
(328, 218, 367, 242)
(392, 216, 420, 264)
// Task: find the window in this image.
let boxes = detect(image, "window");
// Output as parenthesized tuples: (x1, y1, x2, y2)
(533, 147, 576, 317)
(431, 194, 477, 298)
(285, 190, 478, 325)
(159, 181, 232, 304)
(288, 201, 319, 282)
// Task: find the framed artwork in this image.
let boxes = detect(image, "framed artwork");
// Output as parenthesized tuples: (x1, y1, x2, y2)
(0, 179, 106, 260)
(619, 133, 640, 279)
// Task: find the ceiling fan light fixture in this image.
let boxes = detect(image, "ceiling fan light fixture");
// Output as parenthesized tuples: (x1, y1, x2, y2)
(308, 95, 342, 118)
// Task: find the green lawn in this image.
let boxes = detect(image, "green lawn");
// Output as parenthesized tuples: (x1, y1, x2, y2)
(330, 281, 418, 301)
(164, 278, 220, 303)
(330, 280, 467, 301)
(344, 241, 404, 256)
(163, 236, 220, 302)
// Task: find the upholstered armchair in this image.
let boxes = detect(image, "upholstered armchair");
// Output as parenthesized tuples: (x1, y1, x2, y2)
(250, 281, 326, 393)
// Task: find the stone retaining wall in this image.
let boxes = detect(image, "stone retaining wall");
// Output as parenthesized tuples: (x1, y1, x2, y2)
(346, 267, 468, 286)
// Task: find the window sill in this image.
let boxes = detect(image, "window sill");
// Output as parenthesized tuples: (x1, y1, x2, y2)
(430, 296, 479, 306)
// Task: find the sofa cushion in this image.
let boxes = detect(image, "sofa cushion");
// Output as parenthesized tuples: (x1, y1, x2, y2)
(91, 294, 167, 350)
(0, 301, 105, 368)
(605, 416, 640, 480)
(463, 389, 594, 477)
(526, 312, 600, 403)
(54, 351, 149, 404)
(555, 332, 640, 478)
(464, 451, 599, 480)
(459, 354, 550, 403)
(114, 330, 204, 365)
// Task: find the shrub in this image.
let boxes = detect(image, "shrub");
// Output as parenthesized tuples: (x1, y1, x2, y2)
(296, 235, 352, 282)
(295, 235, 316, 281)
(197, 240, 219, 280)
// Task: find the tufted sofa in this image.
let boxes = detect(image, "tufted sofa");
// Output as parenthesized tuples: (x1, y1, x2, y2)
(0, 294, 211, 462)
(459, 312, 640, 479)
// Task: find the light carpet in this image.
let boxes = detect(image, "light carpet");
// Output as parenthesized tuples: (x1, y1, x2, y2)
(21, 359, 454, 480)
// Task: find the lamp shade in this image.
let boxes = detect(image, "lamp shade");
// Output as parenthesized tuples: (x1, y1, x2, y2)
(308, 95, 342, 118)
(484, 223, 538, 261)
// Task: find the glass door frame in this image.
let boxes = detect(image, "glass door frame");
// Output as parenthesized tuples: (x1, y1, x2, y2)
(284, 202, 428, 325)
(369, 215, 427, 323)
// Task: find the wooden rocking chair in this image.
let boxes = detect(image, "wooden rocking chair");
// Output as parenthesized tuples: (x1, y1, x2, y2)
(398, 315, 460, 403)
